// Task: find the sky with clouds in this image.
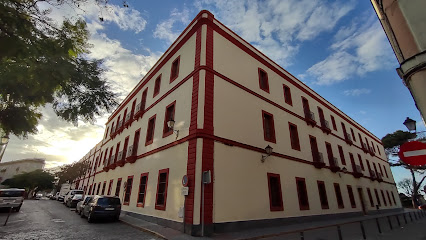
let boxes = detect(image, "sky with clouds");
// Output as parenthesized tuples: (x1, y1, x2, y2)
(3, 0, 425, 185)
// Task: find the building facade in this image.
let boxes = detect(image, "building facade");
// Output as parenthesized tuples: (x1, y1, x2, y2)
(74, 10, 401, 236)
(0, 158, 45, 187)
(371, 0, 426, 123)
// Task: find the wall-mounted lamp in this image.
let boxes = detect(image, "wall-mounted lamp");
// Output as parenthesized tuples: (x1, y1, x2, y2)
(403, 117, 416, 132)
(167, 119, 180, 139)
(261, 145, 273, 163)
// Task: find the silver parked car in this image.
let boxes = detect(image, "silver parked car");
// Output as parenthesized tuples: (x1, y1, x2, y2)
(76, 195, 92, 215)
(66, 194, 83, 208)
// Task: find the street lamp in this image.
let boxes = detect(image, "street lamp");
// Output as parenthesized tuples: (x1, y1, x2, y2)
(403, 117, 417, 132)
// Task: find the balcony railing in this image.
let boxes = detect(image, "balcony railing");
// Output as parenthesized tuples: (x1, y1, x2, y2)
(304, 110, 316, 127)
(124, 112, 132, 127)
(369, 170, 377, 180)
(330, 157, 340, 172)
(320, 120, 332, 134)
(362, 143, 369, 153)
(352, 164, 363, 178)
(344, 132, 353, 145)
(117, 151, 125, 167)
(313, 152, 326, 169)
(377, 172, 383, 182)
(134, 103, 142, 119)
(126, 145, 137, 163)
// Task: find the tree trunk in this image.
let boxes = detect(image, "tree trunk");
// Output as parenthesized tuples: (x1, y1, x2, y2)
(410, 168, 419, 208)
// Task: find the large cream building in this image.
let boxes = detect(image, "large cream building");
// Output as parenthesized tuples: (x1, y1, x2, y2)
(73, 10, 401, 236)
(0, 158, 45, 187)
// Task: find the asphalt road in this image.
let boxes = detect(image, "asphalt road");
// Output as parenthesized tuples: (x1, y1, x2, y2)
(0, 198, 161, 240)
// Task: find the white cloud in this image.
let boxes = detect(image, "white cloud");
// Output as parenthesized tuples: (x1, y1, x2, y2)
(306, 17, 395, 85)
(343, 88, 372, 96)
(154, 8, 191, 44)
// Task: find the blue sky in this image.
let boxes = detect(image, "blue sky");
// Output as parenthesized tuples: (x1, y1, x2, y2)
(3, 0, 425, 187)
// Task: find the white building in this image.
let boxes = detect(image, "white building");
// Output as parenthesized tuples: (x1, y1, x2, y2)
(74, 10, 401, 236)
(0, 158, 45, 187)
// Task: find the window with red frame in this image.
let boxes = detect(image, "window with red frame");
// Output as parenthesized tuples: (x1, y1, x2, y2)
(377, 144, 381, 155)
(101, 181, 106, 195)
(267, 173, 283, 211)
(391, 191, 397, 205)
(283, 84, 292, 105)
(296, 177, 309, 210)
(338, 145, 346, 165)
(317, 181, 329, 209)
(98, 152, 103, 167)
(163, 101, 176, 137)
(170, 56, 180, 82)
(110, 122, 115, 136)
(334, 183, 344, 209)
(137, 173, 149, 207)
(114, 142, 120, 163)
(379, 164, 384, 176)
(367, 188, 374, 207)
(381, 190, 387, 206)
(258, 68, 269, 93)
(350, 128, 356, 142)
(145, 115, 156, 145)
(357, 154, 365, 171)
(386, 191, 392, 206)
(133, 129, 140, 156)
(383, 165, 389, 178)
(131, 99, 136, 117)
(105, 127, 109, 139)
(289, 123, 301, 151)
(347, 185, 356, 208)
(374, 189, 381, 206)
(96, 182, 101, 195)
(115, 178, 122, 197)
(141, 88, 148, 112)
(330, 115, 337, 131)
(107, 180, 113, 195)
(262, 111, 276, 143)
(153, 75, 161, 97)
(155, 169, 169, 210)
(124, 176, 133, 205)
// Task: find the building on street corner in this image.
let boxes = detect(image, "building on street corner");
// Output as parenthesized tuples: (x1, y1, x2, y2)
(0, 158, 45, 188)
(73, 10, 402, 236)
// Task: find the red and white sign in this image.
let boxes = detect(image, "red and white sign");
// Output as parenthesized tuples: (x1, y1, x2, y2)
(399, 141, 426, 166)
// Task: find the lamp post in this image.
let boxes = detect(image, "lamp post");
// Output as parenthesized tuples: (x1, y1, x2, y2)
(403, 117, 417, 133)
(0, 135, 9, 162)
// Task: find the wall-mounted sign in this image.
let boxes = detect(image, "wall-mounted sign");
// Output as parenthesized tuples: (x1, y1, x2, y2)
(182, 175, 188, 187)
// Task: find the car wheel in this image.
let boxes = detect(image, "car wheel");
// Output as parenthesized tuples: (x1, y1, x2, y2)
(14, 205, 21, 212)
(87, 212, 94, 223)
(80, 211, 85, 218)
(114, 215, 119, 221)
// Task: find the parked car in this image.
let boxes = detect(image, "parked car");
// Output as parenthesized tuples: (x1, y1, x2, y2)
(63, 190, 84, 205)
(54, 192, 60, 200)
(35, 193, 43, 199)
(76, 195, 93, 215)
(66, 194, 83, 208)
(81, 196, 121, 223)
(0, 188, 25, 212)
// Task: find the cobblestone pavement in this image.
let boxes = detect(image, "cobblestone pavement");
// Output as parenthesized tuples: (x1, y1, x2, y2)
(0, 199, 161, 240)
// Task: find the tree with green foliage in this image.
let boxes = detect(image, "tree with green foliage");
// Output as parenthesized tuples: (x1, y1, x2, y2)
(56, 160, 91, 187)
(1, 169, 55, 193)
(382, 130, 425, 208)
(0, 0, 118, 138)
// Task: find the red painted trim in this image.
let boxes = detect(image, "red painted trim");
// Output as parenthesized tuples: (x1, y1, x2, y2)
(170, 56, 181, 83)
(386, 190, 392, 206)
(347, 185, 356, 208)
(381, 190, 387, 206)
(331, 115, 337, 131)
(283, 84, 292, 106)
(258, 68, 270, 93)
(107, 179, 113, 195)
(296, 177, 310, 210)
(288, 122, 301, 151)
(211, 18, 383, 145)
(334, 183, 344, 209)
(267, 173, 284, 211)
(137, 172, 149, 207)
(155, 168, 169, 211)
(317, 180, 329, 209)
(123, 175, 134, 206)
(145, 114, 156, 146)
(153, 74, 162, 98)
(262, 110, 276, 143)
(115, 178, 122, 197)
(338, 145, 346, 165)
(374, 189, 381, 206)
(102, 181, 107, 195)
(162, 100, 176, 138)
(367, 188, 374, 207)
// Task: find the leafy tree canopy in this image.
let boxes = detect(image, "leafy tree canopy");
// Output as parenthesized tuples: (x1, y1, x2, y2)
(382, 130, 416, 149)
(0, 0, 118, 138)
(56, 160, 90, 186)
(1, 169, 55, 191)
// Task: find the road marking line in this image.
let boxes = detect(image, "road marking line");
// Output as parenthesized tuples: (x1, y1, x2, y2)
(404, 149, 426, 157)
(6, 220, 24, 224)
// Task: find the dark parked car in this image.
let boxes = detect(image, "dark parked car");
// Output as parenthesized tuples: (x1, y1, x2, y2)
(81, 196, 121, 222)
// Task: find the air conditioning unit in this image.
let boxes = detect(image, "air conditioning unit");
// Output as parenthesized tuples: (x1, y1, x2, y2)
(111, 126, 116, 134)
(346, 133, 352, 141)
(355, 164, 362, 173)
(332, 157, 339, 166)
(377, 173, 383, 179)
(118, 120, 123, 128)
(125, 113, 131, 122)
(127, 145, 134, 156)
(363, 143, 368, 149)
(118, 151, 123, 160)
(370, 170, 376, 178)
(111, 155, 115, 164)
(309, 111, 315, 121)
(135, 103, 141, 113)
(323, 120, 330, 129)
(318, 152, 324, 163)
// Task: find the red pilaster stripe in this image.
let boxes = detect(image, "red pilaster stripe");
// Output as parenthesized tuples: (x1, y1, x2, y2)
(185, 26, 202, 225)
(201, 19, 215, 225)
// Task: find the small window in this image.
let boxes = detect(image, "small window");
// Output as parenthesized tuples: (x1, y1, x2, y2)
(330, 115, 337, 131)
(124, 176, 133, 205)
(101, 181, 106, 195)
(296, 177, 309, 210)
(107, 180, 113, 195)
(367, 188, 374, 207)
(357, 154, 364, 171)
(350, 128, 356, 142)
(381, 190, 387, 206)
(110, 122, 115, 136)
(267, 173, 283, 211)
(153, 75, 161, 97)
(347, 185, 356, 208)
(141, 88, 148, 112)
(115, 178, 122, 197)
(262, 111, 276, 143)
(386, 191, 392, 206)
(163, 101, 176, 138)
(317, 181, 329, 209)
(96, 182, 101, 195)
(377, 144, 381, 155)
(145, 115, 156, 146)
(258, 68, 269, 93)
(383, 165, 389, 178)
(155, 168, 169, 210)
(133, 129, 141, 157)
(391, 191, 397, 205)
(283, 84, 292, 105)
(334, 183, 344, 209)
(338, 145, 346, 165)
(170, 56, 180, 82)
(289, 123, 301, 151)
(105, 127, 109, 139)
(374, 189, 381, 206)
(379, 164, 384, 176)
(137, 173, 149, 207)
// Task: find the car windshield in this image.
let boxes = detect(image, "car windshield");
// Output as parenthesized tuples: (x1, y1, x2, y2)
(0, 190, 24, 197)
(97, 197, 120, 206)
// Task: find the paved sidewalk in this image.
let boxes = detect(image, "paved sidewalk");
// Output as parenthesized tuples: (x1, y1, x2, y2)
(120, 209, 425, 240)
